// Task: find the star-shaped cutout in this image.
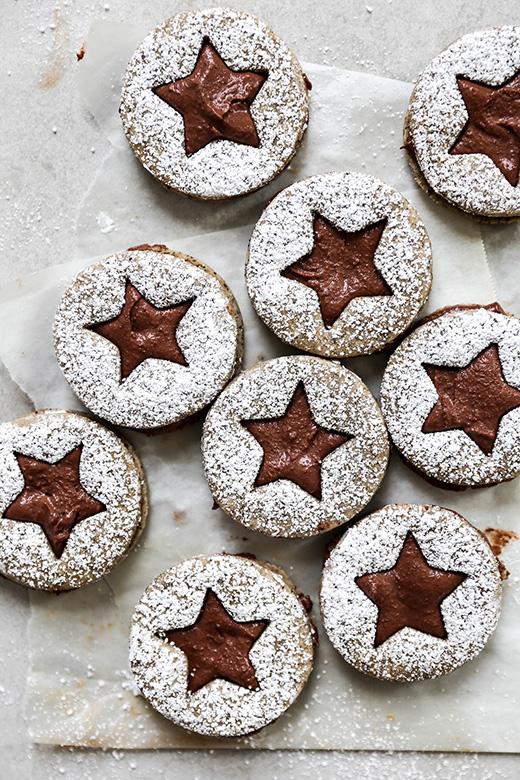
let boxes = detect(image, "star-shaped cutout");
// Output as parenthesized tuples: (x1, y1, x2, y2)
(241, 382, 352, 500)
(281, 215, 391, 329)
(422, 343, 520, 455)
(356, 532, 466, 647)
(89, 282, 194, 380)
(450, 72, 520, 186)
(3, 446, 106, 559)
(163, 589, 268, 693)
(153, 40, 267, 157)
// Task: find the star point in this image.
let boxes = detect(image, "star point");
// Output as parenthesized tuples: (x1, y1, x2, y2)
(241, 382, 352, 499)
(356, 532, 466, 647)
(163, 589, 268, 693)
(3, 446, 106, 558)
(89, 281, 193, 381)
(450, 72, 520, 187)
(422, 343, 520, 455)
(281, 215, 391, 329)
(153, 40, 267, 157)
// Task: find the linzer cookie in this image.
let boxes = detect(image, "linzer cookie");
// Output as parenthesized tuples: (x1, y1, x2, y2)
(202, 355, 389, 537)
(53, 245, 243, 431)
(320, 504, 503, 682)
(380, 304, 520, 488)
(120, 8, 310, 200)
(404, 27, 520, 220)
(246, 172, 432, 357)
(0, 410, 147, 591)
(129, 554, 314, 737)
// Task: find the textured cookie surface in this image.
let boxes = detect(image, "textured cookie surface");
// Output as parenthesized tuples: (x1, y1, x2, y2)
(129, 554, 314, 737)
(407, 27, 520, 218)
(320, 504, 502, 682)
(380, 306, 520, 486)
(202, 355, 389, 537)
(0, 410, 147, 590)
(246, 172, 432, 357)
(120, 7, 309, 200)
(54, 247, 243, 430)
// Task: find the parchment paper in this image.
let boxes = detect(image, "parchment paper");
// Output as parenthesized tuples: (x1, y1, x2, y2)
(0, 20, 518, 751)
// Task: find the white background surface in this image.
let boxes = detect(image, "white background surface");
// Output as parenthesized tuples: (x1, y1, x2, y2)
(2, 1, 520, 777)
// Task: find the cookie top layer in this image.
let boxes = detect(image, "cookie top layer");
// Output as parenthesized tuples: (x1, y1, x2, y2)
(0, 410, 146, 590)
(202, 355, 389, 536)
(407, 27, 520, 218)
(129, 554, 314, 737)
(120, 7, 309, 200)
(53, 247, 243, 430)
(320, 504, 502, 682)
(246, 173, 432, 357)
(380, 306, 520, 486)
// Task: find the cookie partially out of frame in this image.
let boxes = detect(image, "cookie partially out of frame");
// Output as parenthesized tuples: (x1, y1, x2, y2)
(53, 245, 243, 431)
(129, 554, 314, 737)
(120, 7, 310, 200)
(246, 172, 432, 357)
(320, 504, 503, 682)
(380, 304, 520, 488)
(405, 27, 520, 221)
(0, 410, 147, 591)
(202, 355, 389, 537)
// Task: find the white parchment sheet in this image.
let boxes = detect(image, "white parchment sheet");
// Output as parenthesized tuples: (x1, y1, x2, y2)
(0, 21, 518, 751)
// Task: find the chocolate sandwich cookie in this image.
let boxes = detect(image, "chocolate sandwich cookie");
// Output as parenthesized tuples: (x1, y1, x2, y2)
(246, 172, 432, 357)
(129, 554, 314, 737)
(320, 504, 503, 682)
(380, 304, 520, 488)
(0, 410, 147, 591)
(120, 8, 310, 200)
(202, 355, 389, 537)
(404, 27, 520, 221)
(54, 245, 243, 431)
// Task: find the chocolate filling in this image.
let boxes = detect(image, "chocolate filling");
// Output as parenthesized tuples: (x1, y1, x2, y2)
(281, 214, 391, 329)
(3, 445, 106, 558)
(154, 39, 267, 157)
(450, 72, 520, 187)
(162, 589, 268, 693)
(422, 343, 520, 455)
(355, 532, 466, 647)
(89, 281, 194, 381)
(241, 382, 352, 499)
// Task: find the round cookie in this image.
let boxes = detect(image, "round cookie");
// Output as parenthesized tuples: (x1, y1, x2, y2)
(202, 355, 390, 537)
(405, 27, 520, 221)
(380, 304, 520, 488)
(320, 504, 503, 682)
(129, 554, 314, 737)
(120, 8, 310, 200)
(54, 245, 243, 431)
(0, 409, 148, 591)
(246, 172, 432, 357)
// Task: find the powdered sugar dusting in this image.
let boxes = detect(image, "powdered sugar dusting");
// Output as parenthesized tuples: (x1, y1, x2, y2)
(0, 410, 146, 591)
(380, 308, 520, 485)
(129, 554, 314, 737)
(202, 355, 389, 537)
(408, 27, 520, 217)
(246, 172, 432, 357)
(53, 249, 242, 429)
(120, 8, 309, 200)
(320, 504, 502, 682)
